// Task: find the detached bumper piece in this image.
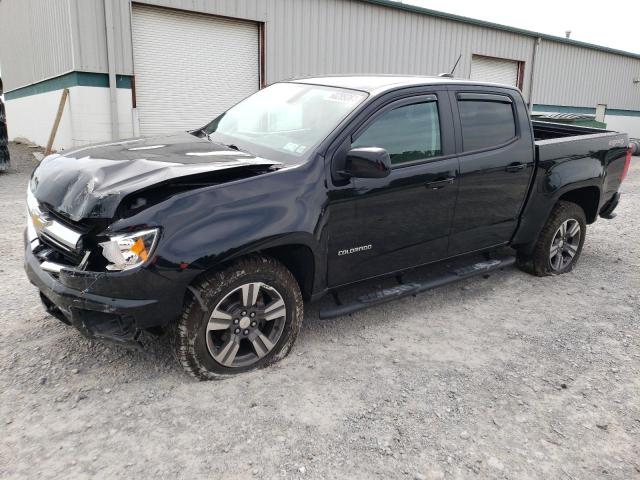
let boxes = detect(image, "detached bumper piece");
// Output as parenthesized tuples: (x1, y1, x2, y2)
(319, 256, 516, 319)
(26, 248, 158, 349)
(39, 291, 142, 347)
(599, 192, 620, 220)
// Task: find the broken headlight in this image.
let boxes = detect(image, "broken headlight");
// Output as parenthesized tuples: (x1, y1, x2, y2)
(99, 228, 159, 271)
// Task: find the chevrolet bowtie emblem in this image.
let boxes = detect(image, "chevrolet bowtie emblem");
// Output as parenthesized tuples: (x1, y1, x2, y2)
(30, 210, 50, 230)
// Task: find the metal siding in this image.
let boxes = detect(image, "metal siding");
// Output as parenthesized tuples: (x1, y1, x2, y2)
(0, 0, 74, 92)
(67, 0, 266, 77)
(533, 40, 640, 111)
(90, 0, 536, 99)
(70, 0, 134, 75)
(132, 0, 267, 22)
(3, 0, 640, 112)
(259, 0, 535, 100)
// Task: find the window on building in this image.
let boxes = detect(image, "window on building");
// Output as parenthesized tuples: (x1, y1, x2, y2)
(458, 100, 516, 151)
(352, 102, 441, 165)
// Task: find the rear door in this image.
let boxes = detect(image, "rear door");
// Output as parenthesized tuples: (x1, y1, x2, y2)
(327, 91, 459, 286)
(447, 88, 534, 255)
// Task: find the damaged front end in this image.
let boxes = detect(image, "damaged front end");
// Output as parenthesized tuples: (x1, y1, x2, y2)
(24, 134, 286, 347)
(24, 200, 188, 348)
(25, 193, 158, 348)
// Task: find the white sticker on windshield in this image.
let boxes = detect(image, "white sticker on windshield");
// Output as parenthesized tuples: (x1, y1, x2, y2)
(283, 142, 300, 153)
(296, 145, 307, 154)
(325, 91, 361, 105)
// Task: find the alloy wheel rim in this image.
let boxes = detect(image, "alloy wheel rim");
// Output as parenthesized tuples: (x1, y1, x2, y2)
(206, 282, 287, 368)
(549, 219, 581, 271)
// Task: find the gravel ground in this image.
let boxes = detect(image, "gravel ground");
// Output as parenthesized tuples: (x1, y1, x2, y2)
(1, 142, 639, 480)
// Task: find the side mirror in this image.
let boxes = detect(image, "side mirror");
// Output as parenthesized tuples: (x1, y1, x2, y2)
(343, 147, 391, 179)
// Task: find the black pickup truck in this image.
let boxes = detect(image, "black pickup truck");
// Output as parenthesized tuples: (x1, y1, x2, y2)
(25, 76, 632, 379)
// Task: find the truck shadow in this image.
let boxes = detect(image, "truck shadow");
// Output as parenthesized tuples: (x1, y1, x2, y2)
(48, 248, 521, 381)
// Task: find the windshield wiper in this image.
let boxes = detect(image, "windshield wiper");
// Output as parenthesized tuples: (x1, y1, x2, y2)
(201, 133, 254, 156)
(224, 143, 254, 156)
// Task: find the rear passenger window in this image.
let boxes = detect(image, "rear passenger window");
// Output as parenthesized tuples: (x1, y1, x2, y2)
(352, 102, 441, 165)
(458, 99, 516, 151)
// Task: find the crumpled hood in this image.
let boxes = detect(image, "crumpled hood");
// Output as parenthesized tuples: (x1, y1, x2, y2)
(30, 132, 283, 221)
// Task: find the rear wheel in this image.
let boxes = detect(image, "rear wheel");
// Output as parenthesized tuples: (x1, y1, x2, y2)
(517, 201, 587, 276)
(172, 255, 303, 380)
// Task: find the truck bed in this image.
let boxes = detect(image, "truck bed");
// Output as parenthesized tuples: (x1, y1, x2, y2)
(533, 120, 627, 162)
(532, 120, 613, 141)
(533, 120, 629, 208)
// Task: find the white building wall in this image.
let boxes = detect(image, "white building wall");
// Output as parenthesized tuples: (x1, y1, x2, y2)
(5, 90, 74, 150)
(5, 87, 134, 151)
(69, 87, 134, 146)
(604, 115, 640, 139)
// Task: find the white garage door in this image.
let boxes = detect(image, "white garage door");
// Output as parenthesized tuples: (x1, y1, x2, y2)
(131, 4, 260, 136)
(470, 55, 519, 87)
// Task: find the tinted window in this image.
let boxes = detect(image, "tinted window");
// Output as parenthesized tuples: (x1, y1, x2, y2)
(458, 100, 516, 151)
(352, 102, 441, 165)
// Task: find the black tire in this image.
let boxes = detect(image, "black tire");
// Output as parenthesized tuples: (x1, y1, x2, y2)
(171, 255, 303, 380)
(517, 201, 587, 277)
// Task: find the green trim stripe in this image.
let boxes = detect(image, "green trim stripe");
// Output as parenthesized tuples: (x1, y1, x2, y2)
(5, 72, 132, 100)
(362, 0, 640, 60)
(606, 108, 640, 117)
(533, 104, 640, 117)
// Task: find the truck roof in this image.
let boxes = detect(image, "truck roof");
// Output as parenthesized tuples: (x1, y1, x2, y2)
(292, 75, 520, 94)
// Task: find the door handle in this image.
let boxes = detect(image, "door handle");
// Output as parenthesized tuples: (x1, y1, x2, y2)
(425, 177, 455, 190)
(505, 163, 525, 172)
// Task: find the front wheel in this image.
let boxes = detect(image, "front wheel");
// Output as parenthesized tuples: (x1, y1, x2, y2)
(172, 255, 303, 380)
(517, 201, 587, 276)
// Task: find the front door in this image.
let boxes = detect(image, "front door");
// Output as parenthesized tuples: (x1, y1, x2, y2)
(327, 93, 459, 287)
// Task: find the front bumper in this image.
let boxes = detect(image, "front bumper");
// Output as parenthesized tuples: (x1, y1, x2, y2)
(24, 244, 187, 347)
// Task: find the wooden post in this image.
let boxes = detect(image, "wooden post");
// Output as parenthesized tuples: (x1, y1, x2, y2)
(44, 88, 69, 155)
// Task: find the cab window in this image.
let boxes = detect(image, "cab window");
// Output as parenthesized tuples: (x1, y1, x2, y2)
(458, 99, 516, 151)
(352, 102, 442, 165)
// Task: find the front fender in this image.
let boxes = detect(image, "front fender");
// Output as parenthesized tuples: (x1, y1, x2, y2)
(110, 159, 327, 286)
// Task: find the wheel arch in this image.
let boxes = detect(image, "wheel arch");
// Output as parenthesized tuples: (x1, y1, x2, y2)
(258, 244, 316, 301)
(513, 182, 600, 255)
(187, 234, 320, 302)
(558, 185, 600, 224)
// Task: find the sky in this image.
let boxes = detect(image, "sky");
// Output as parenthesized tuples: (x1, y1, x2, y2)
(395, 0, 640, 54)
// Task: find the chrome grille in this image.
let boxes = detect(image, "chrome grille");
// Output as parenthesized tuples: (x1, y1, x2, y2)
(28, 195, 86, 266)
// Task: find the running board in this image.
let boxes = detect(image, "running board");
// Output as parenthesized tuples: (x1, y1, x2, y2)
(319, 256, 516, 320)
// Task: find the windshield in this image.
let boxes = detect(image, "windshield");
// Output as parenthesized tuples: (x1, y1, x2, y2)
(202, 82, 367, 162)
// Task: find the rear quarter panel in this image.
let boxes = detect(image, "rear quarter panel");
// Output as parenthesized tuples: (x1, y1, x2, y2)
(513, 131, 629, 250)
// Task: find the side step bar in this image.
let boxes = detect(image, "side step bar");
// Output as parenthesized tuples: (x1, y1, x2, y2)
(319, 256, 516, 320)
